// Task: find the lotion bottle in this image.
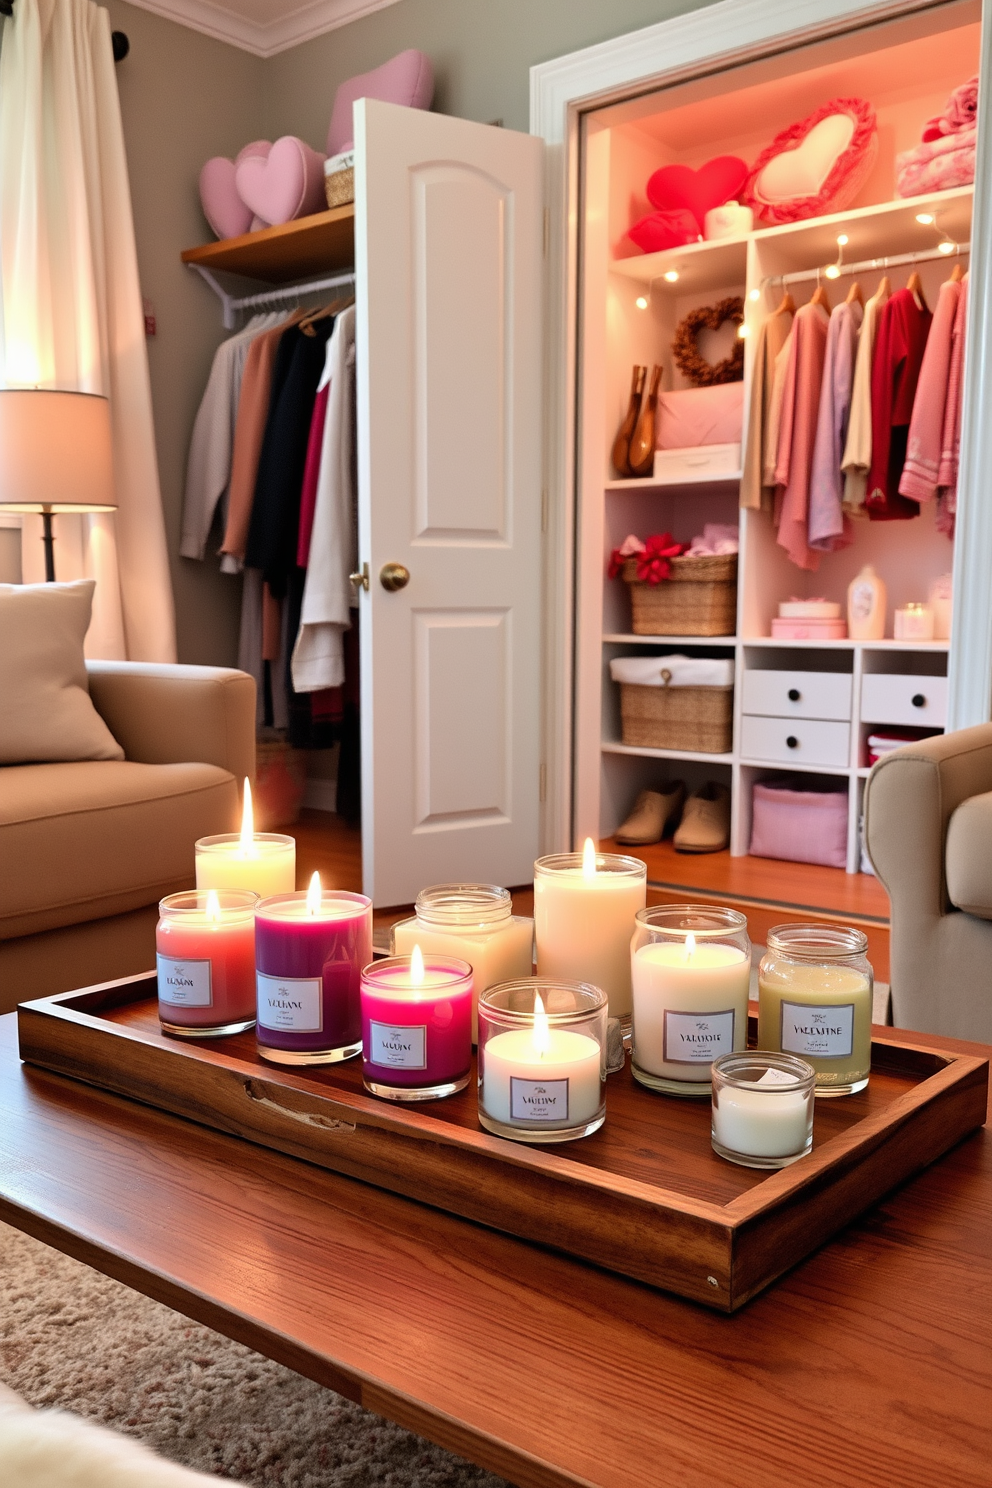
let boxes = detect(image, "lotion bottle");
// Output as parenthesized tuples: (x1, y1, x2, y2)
(847, 564, 886, 640)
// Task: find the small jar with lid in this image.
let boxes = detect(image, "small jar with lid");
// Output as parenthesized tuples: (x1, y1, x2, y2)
(391, 884, 534, 1041)
(757, 925, 872, 1096)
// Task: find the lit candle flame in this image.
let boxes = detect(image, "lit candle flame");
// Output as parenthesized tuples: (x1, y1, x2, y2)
(684, 931, 696, 964)
(306, 870, 321, 916)
(239, 778, 257, 858)
(532, 991, 550, 1058)
(206, 890, 221, 923)
(582, 837, 597, 879)
(410, 944, 425, 988)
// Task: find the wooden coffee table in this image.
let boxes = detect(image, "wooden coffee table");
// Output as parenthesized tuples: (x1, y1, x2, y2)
(0, 1011, 988, 1488)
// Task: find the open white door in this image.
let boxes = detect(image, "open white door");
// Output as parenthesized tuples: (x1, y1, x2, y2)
(354, 99, 544, 906)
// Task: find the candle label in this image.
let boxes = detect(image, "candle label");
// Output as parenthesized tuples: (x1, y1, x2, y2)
(369, 1021, 427, 1069)
(256, 973, 323, 1032)
(510, 1077, 569, 1122)
(157, 955, 212, 1007)
(663, 1009, 735, 1064)
(780, 1001, 854, 1059)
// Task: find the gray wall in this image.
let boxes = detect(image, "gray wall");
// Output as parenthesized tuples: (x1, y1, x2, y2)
(109, 0, 707, 664)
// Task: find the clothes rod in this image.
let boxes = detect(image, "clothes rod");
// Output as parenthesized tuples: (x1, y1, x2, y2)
(189, 264, 356, 330)
(770, 242, 970, 290)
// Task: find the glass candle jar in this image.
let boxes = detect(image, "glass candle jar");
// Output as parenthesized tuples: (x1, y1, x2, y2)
(757, 924, 872, 1096)
(478, 979, 607, 1143)
(534, 847, 646, 1024)
(711, 1051, 816, 1168)
(195, 831, 296, 899)
(255, 890, 371, 1065)
(360, 953, 473, 1100)
(156, 889, 258, 1038)
(630, 906, 751, 1096)
(391, 884, 534, 1042)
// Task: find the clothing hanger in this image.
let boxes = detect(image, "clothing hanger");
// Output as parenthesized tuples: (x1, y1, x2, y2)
(299, 293, 355, 336)
(810, 280, 831, 311)
(877, 273, 891, 299)
(906, 270, 926, 312)
(775, 286, 795, 314)
(950, 262, 964, 283)
(846, 280, 864, 307)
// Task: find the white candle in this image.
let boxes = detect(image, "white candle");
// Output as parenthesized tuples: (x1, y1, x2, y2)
(712, 1066, 813, 1162)
(196, 779, 296, 899)
(480, 993, 603, 1129)
(893, 603, 935, 640)
(534, 841, 646, 1020)
(632, 933, 749, 1090)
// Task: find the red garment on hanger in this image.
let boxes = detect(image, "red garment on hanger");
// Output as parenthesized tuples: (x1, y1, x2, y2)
(296, 382, 330, 568)
(865, 287, 932, 520)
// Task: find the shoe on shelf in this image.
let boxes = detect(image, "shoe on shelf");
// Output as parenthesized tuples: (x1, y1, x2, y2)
(673, 782, 730, 854)
(615, 782, 685, 846)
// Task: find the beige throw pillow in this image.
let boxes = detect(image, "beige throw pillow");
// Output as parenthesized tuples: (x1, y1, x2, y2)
(0, 580, 124, 763)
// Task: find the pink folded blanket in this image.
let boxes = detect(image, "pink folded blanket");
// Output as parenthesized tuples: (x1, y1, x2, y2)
(896, 126, 976, 198)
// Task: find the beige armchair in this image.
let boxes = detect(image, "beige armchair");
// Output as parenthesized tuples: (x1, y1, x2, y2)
(0, 661, 255, 1012)
(863, 724, 992, 1042)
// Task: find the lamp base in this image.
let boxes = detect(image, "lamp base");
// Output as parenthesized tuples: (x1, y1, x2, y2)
(41, 509, 55, 582)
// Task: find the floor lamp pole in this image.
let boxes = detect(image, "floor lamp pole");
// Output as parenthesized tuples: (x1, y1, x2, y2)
(41, 508, 56, 582)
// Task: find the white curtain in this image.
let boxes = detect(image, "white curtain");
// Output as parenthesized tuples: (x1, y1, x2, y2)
(0, 0, 175, 660)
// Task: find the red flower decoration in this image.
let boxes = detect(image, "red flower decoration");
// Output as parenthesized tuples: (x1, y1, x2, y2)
(607, 547, 626, 579)
(636, 532, 685, 586)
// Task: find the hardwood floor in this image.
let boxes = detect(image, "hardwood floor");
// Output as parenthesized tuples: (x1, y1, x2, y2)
(290, 811, 889, 978)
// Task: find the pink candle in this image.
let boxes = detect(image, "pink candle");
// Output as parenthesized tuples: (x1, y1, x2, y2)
(255, 878, 372, 1066)
(156, 889, 258, 1038)
(361, 949, 473, 1101)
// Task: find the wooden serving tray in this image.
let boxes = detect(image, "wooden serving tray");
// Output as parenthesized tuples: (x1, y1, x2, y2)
(17, 974, 988, 1312)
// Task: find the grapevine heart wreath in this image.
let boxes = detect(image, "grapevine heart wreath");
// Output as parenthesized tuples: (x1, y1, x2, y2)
(672, 296, 744, 387)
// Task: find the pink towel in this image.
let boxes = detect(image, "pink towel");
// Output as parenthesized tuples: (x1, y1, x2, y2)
(900, 278, 961, 504)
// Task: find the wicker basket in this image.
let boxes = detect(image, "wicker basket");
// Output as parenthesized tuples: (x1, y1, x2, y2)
(324, 167, 355, 209)
(622, 553, 737, 636)
(619, 677, 733, 753)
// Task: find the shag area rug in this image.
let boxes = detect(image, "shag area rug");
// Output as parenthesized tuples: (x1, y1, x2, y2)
(0, 1221, 510, 1487)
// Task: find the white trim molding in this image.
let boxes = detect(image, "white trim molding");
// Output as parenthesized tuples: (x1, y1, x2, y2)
(122, 0, 402, 57)
(531, 0, 992, 848)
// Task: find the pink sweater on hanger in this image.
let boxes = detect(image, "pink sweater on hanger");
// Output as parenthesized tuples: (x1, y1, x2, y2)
(773, 300, 829, 571)
(899, 277, 961, 504)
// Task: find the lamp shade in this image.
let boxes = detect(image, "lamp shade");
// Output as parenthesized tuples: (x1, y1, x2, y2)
(0, 389, 115, 512)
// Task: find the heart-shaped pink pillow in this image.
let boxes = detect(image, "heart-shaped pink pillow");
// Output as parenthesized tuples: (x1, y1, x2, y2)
(199, 141, 271, 239)
(236, 136, 326, 228)
(326, 49, 434, 156)
(743, 99, 877, 225)
(627, 208, 700, 254)
(647, 157, 748, 235)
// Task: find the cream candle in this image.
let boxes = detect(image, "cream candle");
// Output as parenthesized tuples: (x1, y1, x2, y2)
(534, 841, 646, 1022)
(711, 1052, 815, 1168)
(478, 980, 606, 1143)
(195, 779, 296, 899)
(893, 603, 935, 640)
(757, 925, 872, 1095)
(630, 906, 750, 1096)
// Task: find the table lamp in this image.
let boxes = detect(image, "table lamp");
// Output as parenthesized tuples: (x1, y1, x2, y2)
(0, 389, 115, 581)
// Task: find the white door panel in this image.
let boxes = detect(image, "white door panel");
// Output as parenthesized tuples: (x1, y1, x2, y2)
(355, 100, 543, 905)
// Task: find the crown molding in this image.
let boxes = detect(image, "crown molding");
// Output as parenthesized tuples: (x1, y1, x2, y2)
(121, 0, 402, 57)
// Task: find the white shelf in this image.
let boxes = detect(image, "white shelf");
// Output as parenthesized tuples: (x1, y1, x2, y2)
(603, 632, 737, 645)
(741, 636, 950, 651)
(606, 473, 742, 490)
(603, 741, 734, 764)
(610, 233, 747, 292)
(739, 757, 853, 776)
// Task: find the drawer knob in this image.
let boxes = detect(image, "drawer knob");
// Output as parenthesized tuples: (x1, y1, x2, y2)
(788, 688, 801, 702)
(786, 735, 799, 749)
(912, 693, 926, 708)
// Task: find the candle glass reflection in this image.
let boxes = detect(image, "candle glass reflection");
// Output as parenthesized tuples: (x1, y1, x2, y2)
(478, 979, 607, 1143)
(711, 1051, 815, 1168)
(360, 951, 473, 1100)
(156, 889, 258, 1037)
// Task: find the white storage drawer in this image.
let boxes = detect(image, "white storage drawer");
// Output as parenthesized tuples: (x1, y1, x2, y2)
(741, 714, 851, 767)
(652, 442, 741, 483)
(742, 669, 852, 721)
(861, 673, 948, 727)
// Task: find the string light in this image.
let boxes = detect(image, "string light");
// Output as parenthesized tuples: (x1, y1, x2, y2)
(938, 240, 956, 255)
(836, 233, 849, 247)
(748, 287, 761, 301)
(663, 269, 680, 283)
(824, 264, 841, 279)
(916, 212, 935, 225)
(635, 295, 649, 310)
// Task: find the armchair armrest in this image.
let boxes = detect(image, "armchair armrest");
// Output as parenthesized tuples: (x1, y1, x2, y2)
(86, 661, 255, 784)
(863, 724, 992, 918)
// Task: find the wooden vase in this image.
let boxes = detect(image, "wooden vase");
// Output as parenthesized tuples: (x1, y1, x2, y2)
(611, 365, 646, 477)
(628, 364, 662, 478)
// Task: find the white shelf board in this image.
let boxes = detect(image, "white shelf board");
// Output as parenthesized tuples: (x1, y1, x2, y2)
(606, 473, 742, 490)
(603, 741, 734, 764)
(609, 233, 747, 291)
(739, 757, 854, 777)
(856, 767, 872, 778)
(603, 633, 737, 645)
(741, 636, 950, 651)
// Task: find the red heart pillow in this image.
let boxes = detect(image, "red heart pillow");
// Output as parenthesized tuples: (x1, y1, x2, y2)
(647, 156, 749, 235)
(627, 209, 700, 254)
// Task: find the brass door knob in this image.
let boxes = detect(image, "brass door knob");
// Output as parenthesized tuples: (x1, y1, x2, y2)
(349, 563, 369, 591)
(380, 562, 410, 592)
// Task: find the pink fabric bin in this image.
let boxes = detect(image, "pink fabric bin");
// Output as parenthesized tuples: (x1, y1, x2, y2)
(749, 780, 848, 869)
(656, 384, 744, 449)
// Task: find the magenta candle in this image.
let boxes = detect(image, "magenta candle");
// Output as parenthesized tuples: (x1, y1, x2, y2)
(156, 889, 258, 1038)
(255, 888, 371, 1065)
(360, 951, 473, 1101)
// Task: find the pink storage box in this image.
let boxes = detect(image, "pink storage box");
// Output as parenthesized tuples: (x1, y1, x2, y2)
(656, 384, 744, 449)
(771, 617, 848, 639)
(749, 781, 848, 869)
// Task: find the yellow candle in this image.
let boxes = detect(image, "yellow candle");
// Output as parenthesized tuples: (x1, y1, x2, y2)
(195, 779, 296, 898)
(758, 955, 871, 1095)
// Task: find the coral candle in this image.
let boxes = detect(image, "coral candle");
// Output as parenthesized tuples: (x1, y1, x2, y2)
(196, 779, 296, 898)
(156, 889, 258, 1038)
(360, 946, 473, 1100)
(255, 872, 371, 1065)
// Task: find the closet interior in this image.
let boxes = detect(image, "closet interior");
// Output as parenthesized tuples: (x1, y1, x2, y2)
(574, 0, 978, 873)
